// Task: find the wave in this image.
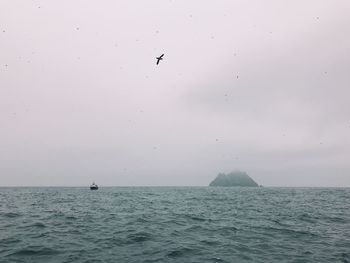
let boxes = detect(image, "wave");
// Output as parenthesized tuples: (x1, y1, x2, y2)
(7, 246, 60, 257)
(167, 247, 195, 258)
(1, 187, 349, 262)
(125, 231, 153, 243)
(2, 212, 21, 218)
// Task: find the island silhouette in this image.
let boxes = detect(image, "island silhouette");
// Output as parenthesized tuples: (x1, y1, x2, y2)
(209, 171, 258, 187)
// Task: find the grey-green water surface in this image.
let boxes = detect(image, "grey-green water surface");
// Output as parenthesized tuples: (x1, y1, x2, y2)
(0, 187, 349, 263)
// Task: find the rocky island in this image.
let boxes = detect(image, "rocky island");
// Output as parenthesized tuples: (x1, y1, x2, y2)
(209, 171, 258, 187)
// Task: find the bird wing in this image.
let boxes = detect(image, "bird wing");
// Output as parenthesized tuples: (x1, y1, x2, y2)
(156, 59, 160, 65)
(159, 54, 164, 58)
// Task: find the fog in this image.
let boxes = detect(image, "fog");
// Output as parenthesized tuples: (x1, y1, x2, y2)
(1, 1, 350, 186)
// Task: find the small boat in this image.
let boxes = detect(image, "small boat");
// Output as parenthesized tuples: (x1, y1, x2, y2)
(90, 182, 98, 190)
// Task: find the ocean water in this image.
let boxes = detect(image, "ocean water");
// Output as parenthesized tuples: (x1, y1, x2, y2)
(0, 187, 349, 263)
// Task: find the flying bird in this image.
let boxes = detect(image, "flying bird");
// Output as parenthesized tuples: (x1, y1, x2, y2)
(156, 54, 164, 65)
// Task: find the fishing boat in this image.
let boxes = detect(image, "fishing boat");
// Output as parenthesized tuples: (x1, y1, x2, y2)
(90, 182, 98, 190)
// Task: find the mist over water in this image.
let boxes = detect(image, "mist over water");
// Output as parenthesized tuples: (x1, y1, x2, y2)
(2, 1, 350, 262)
(1, 187, 349, 262)
(2, 1, 350, 187)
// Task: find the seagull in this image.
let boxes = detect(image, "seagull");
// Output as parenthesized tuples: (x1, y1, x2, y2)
(156, 54, 164, 65)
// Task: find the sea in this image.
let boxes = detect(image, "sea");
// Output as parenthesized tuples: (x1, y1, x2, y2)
(0, 187, 349, 263)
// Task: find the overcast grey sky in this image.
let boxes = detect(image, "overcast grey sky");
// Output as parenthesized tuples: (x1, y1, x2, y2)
(1, 1, 350, 186)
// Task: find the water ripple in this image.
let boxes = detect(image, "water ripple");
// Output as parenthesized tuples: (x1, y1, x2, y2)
(0, 187, 349, 262)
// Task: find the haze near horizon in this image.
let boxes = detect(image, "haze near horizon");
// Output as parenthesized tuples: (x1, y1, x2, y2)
(1, 1, 350, 187)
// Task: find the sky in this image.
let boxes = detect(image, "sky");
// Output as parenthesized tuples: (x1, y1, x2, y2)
(1, 0, 350, 186)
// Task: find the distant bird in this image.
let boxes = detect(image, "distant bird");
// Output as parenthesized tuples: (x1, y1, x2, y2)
(156, 54, 164, 65)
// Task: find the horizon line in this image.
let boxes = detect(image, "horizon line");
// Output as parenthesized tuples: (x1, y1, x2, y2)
(0, 185, 349, 188)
